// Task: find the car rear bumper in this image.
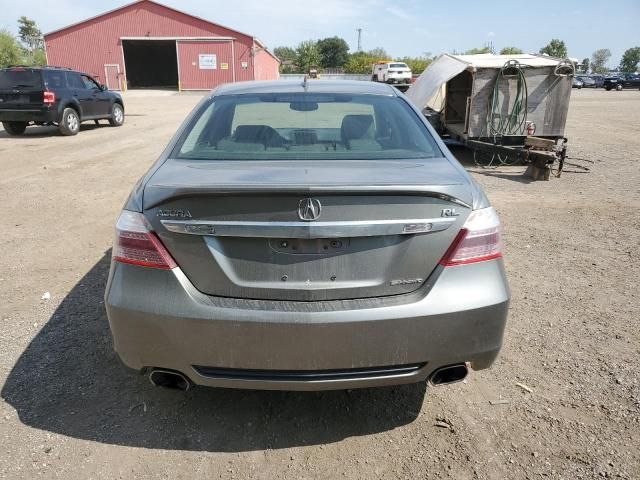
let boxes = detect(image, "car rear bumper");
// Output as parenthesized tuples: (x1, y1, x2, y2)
(0, 107, 58, 123)
(386, 77, 411, 84)
(105, 259, 510, 390)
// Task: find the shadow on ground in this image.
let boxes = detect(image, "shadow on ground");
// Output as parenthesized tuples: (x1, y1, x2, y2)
(1, 251, 424, 452)
(0, 123, 112, 139)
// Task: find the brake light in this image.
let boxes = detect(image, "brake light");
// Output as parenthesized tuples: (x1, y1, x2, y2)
(439, 207, 502, 266)
(43, 91, 55, 104)
(112, 211, 177, 269)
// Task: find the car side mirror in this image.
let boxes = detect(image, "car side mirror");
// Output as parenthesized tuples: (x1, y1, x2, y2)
(100, 84, 107, 91)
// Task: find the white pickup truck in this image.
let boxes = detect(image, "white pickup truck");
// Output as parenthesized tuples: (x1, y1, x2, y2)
(371, 62, 412, 85)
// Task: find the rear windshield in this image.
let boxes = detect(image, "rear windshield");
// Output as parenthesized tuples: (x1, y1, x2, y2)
(173, 93, 441, 161)
(0, 69, 42, 89)
(390, 63, 408, 69)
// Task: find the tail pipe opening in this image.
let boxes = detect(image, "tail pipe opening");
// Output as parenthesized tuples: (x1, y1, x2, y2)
(149, 369, 192, 391)
(429, 364, 469, 386)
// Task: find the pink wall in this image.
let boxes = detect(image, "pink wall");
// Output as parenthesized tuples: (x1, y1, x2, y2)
(254, 47, 280, 81)
(44, 0, 277, 89)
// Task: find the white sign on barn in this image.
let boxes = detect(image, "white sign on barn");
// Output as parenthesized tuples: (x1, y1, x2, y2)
(198, 54, 217, 70)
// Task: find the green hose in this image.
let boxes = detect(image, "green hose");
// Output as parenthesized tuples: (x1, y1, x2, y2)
(486, 60, 528, 137)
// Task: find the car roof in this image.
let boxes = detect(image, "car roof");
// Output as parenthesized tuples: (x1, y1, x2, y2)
(1, 66, 87, 75)
(213, 80, 399, 97)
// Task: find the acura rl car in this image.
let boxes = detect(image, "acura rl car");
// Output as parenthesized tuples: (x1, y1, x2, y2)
(105, 80, 510, 392)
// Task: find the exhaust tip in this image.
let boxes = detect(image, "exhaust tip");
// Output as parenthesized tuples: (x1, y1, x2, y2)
(429, 364, 468, 386)
(149, 369, 191, 391)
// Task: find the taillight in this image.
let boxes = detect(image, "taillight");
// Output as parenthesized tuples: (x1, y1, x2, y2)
(43, 91, 55, 104)
(439, 207, 502, 266)
(112, 211, 176, 269)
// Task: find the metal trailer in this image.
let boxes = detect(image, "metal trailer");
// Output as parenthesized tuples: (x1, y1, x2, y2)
(407, 54, 575, 180)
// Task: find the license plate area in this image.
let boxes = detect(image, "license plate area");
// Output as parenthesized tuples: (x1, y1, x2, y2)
(0, 94, 28, 103)
(269, 238, 350, 255)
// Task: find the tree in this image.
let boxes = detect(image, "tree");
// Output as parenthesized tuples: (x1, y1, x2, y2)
(619, 47, 640, 72)
(273, 46, 296, 63)
(580, 57, 590, 74)
(17, 16, 43, 51)
(465, 46, 492, 55)
(500, 46, 523, 55)
(367, 47, 389, 61)
(344, 51, 375, 74)
(0, 29, 22, 67)
(396, 56, 432, 75)
(317, 36, 349, 69)
(295, 40, 321, 73)
(15, 17, 46, 66)
(590, 48, 611, 74)
(539, 39, 567, 58)
(274, 46, 297, 73)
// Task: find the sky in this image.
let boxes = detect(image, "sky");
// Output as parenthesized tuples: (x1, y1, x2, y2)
(1, 0, 638, 67)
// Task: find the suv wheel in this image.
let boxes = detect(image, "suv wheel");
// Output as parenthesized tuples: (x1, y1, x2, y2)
(59, 108, 80, 136)
(615, 84, 623, 91)
(2, 121, 27, 136)
(109, 103, 125, 127)
(605, 85, 612, 91)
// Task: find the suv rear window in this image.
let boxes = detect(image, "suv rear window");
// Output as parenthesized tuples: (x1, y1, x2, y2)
(174, 93, 441, 161)
(0, 69, 42, 89)
(389, 63, 408, 69)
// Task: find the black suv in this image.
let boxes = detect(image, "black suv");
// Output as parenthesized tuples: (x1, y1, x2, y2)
(603, 73, 640, 91)
(0, 66, 124, 136)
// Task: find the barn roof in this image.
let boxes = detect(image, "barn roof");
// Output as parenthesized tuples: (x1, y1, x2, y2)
(44, 0, 278, 61)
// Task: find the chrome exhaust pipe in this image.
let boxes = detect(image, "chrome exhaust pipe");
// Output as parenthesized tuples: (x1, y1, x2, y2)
(149, 369, 191, 391)
(429, 364, 468, 386)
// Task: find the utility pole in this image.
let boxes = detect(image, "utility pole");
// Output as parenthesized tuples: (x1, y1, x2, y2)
(356, 28, 362, 51)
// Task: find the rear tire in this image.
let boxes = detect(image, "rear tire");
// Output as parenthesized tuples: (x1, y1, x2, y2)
(109, 103, 124, 126)
(605, 85, 612, 91)
(2, 121, 27, 136)
(58, 108, 80, 136)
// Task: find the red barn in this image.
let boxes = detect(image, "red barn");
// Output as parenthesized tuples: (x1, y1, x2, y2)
(43, 0, 279, 91)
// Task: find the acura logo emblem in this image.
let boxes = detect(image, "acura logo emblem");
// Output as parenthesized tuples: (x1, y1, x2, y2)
(298, 198, 322, 221)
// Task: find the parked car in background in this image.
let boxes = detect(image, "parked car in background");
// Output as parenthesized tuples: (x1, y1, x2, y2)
(576, 76, 596, 88)
(589, 74, 605, 88)
(603, 73, 640, 91)
(0, 66, 124, 136)
(105, 80, 510, 393)
(572, 77, 584, 89)
(372, 62, 412, 85)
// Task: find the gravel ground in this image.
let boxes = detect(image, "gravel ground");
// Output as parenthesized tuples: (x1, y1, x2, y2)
(0, 88, 638, 479)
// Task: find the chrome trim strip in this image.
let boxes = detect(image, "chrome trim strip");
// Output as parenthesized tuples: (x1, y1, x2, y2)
(161, 217, 456, 238)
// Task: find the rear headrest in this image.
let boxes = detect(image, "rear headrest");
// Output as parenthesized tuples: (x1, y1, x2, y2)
(341, 115, 375, 142)
(234, 125, 269, 142)
(233, 125, 284, 147)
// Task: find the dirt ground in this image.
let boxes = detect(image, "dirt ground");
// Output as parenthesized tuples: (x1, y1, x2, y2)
(0, 88, 638, 479)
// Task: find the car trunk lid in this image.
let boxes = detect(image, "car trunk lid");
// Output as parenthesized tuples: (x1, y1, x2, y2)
(143, 159, 472, 301)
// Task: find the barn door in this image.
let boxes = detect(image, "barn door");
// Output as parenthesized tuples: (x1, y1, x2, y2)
(104, 64, 121, 91)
